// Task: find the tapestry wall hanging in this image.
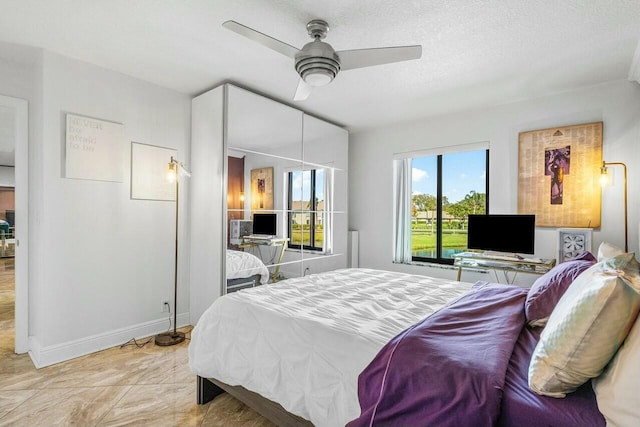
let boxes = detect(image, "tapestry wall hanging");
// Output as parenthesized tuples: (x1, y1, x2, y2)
(518, 122, 602, 227)
(250, 167, 274, 210)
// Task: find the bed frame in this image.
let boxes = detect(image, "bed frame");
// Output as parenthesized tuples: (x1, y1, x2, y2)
(226, 274, 262, 293)
(197, 376, 314, 427)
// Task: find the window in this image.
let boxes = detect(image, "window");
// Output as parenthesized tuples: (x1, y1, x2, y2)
(395, 148, 489, 265)
(288, 169, 325, 251)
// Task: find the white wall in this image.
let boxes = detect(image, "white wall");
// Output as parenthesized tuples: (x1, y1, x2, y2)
(0, 166, 14, 186)
(28, 51, 191, 366)
(349, 80, 640, 285)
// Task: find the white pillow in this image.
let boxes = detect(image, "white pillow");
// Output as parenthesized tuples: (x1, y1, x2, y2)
(597, 241, 625, 262)
(528, 253, 640, 397)
(593, 315, 640, 426)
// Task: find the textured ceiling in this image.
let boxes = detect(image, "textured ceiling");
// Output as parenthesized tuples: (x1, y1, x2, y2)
(0, 0, 639, 132)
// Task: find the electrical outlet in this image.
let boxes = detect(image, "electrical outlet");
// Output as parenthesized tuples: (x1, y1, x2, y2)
(161, 300, 170, 313)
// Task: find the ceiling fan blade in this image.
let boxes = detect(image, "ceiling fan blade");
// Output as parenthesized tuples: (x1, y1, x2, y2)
(222, 20, 300, 59)
(337, 45, 422, 71)
(294, 79, 312, 101)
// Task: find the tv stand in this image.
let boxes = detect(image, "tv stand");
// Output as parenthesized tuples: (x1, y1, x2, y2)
(481, 251, 524, 261)
(453, 251, 555, 284)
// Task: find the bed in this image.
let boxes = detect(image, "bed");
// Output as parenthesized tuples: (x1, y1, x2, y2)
(226, 249, 270, 292)
(190, 257, 639, 426)
(190, 268, 472, 425)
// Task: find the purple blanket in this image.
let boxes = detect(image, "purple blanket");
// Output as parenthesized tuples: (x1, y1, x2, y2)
(347, 283, 528, 427)
(498, 325, 605, 427)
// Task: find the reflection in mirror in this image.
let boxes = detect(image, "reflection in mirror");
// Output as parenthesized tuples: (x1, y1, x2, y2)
(224, 85, 348, 293)
(299, 114, 348, 276)
(227, 85, 303, 161)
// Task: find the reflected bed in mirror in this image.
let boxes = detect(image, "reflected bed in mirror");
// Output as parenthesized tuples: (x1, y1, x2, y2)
(225, 250, 269, 292)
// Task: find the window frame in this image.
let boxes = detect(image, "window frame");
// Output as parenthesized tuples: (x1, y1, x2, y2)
(411, 149, 490, 265)
(287, 169, 323, 251)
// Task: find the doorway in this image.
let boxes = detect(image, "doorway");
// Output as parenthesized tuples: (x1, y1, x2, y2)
(0, 94, 28, 354)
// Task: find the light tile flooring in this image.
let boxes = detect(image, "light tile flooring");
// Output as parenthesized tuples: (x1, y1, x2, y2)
(0, 259, 274, 426)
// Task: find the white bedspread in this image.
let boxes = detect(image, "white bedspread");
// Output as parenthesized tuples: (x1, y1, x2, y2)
(189, 268, 473, 427)
(226, 249, 270, 285)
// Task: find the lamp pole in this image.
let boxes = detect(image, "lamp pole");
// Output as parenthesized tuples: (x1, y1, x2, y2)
(156, 157, 186, 346)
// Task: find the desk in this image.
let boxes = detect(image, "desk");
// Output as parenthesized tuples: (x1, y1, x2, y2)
(452, 252, 556, 284)
(241, 237, 289, 282)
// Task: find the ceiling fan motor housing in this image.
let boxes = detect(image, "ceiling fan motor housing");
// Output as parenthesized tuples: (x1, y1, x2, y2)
(295, 40, 341, 86)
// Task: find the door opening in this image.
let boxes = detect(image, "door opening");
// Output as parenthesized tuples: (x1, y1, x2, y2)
(0, 94, 28, 354)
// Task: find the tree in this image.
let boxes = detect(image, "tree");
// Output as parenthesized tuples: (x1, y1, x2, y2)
(463, 191, 485, 215)
(444, 191, 486, 229)
(412, 194, 437, 212)
(445, 202, 467, 221)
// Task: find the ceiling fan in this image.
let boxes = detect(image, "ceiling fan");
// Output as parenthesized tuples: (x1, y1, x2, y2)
(222, 19, 422, 101)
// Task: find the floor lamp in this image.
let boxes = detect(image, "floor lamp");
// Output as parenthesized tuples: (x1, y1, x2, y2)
(156, 156, 191, 346)
(600, 161, 628, 252)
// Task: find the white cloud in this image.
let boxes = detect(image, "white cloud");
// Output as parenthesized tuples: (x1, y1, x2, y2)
(412, 168, 428, 182)
(291, 171, 312, 200)
(480, 171, 486, 179)
(412, 191, 424, 196)
(460, 173, 468, 179)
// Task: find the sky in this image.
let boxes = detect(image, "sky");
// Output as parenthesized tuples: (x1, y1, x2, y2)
(291, 169, 324, 202)
(412, 150, 487, 203)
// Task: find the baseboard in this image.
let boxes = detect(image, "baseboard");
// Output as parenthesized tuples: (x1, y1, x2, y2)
(28, 312, 190, 368)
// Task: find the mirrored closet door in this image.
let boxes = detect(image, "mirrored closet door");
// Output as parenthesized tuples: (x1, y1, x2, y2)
(224, 85, 348, 293)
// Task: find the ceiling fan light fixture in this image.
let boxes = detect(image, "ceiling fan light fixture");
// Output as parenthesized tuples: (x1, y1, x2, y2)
(295, 54, 340, 87)
(302, 69, 334, 86)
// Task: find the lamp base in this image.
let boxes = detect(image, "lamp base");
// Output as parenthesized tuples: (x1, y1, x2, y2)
(154, 331, 185, 346)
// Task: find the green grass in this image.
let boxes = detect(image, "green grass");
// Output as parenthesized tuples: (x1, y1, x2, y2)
(290, 229, 324, 247)
(290, 224, 467, 253)
(411, 228, 468, 252)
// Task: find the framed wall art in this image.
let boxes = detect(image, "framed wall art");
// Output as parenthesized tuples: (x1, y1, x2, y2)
(557, 228, 592, 263)
(130, 142, 177, 201)
(518, 122, 602, 227)
(250, 167, 274, 210)
(65, 113, 125, 182)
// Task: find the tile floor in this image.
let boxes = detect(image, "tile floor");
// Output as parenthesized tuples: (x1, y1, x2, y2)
(0, 258, 274, 426)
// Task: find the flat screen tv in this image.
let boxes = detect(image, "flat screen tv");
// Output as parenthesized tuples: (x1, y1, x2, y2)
(252, 213, 277, 236)
(467, 214, 535, 255)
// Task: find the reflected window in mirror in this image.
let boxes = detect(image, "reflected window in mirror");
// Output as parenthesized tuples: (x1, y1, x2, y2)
(287, 168, 326, 251)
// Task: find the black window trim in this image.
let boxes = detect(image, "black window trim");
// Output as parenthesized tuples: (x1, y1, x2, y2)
(287, 169, 323, 252)
(411, 149, 490, 265)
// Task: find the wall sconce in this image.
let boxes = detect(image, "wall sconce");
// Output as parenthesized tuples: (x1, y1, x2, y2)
(239, 192, 245, 203)
(600, 161, 628, 252)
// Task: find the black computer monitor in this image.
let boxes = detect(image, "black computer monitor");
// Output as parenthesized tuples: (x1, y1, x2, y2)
(252, 213, 277, 236)
(467, 214, 535, 254)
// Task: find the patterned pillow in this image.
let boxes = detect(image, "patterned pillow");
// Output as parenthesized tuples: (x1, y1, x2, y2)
(525, 251, 596, 327)
(528, 253, 640, 397)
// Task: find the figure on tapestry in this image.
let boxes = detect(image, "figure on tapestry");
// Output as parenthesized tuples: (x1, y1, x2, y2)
(545, 146, 570, 205)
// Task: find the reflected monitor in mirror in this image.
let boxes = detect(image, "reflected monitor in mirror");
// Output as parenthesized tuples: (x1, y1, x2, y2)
(252, 213, 277, 237)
